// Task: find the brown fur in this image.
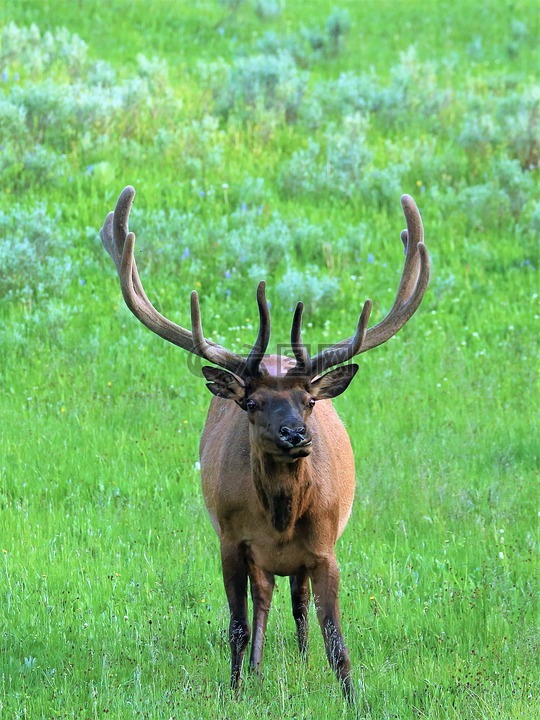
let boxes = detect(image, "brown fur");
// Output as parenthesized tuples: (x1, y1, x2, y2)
(200, 355, 357, 700)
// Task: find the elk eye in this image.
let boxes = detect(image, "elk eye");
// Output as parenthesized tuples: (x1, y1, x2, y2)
(308, 398, 316, 409)
(246, 399, 257, 411)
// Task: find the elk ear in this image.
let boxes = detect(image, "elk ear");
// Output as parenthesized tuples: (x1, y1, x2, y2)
(202, 366, 245, 401)
(311, 364, 359, 400)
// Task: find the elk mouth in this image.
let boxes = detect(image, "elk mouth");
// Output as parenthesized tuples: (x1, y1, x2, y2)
(287, 443, 313, 459)
(255, 429, 313, 460)
(276, 437, 313, 459)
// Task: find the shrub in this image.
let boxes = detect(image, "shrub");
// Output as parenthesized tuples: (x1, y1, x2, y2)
(506, 18, 529, 59)
(9, 80, 74, 145)
(458, 112, 499, 159)
(0, 24, 179, 174)
(22, 145, 69, 188)
(237, 176, 267, 207)
(254, 0, 283, 20)
(280, 114, 380, 199)
(253, 8, 351, 67)
(526, 201, 540, 236)
(359, 163, 410, 209)
(169, 116, 226, 181)
(325, 7, 351, 56)
(379, 46, 449, 124)
(459, 85, 540, 169)
(302, 71, 378, 124)
(203, 51, 309, 124)
(124, 204, 293, 280)
(0, 22, 88, 78)
(497, 85, 540, 168)
(219, 0, 245, 9)
(325, 114, 373, 194)
(276, 267, 340, 314)
(461, 183, 511, 232)
(460, 159, 533, 230)
(220, 214, 291, 273)
(298, 46, 450, 130)
(490, 157, 534, 217)
(0, 204, 73, 304)
(86, 59, 117, 87)
(279, 138, 323, 196)
(0, 97, 27, 143)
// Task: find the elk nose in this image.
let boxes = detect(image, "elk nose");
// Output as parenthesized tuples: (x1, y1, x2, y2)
(279, 425, 308, 447)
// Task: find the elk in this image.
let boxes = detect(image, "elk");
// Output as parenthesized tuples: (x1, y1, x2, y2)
(100, 186, 430, 703)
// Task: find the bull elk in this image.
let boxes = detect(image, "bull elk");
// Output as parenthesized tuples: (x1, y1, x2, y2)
(100, 186, 430, 703)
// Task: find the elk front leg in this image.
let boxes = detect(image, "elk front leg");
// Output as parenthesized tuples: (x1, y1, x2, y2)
(290, 567, 310, 657)
(248, 565, 275, 674)
(310, 556, 356, 704)
(221, 542, 250, 691)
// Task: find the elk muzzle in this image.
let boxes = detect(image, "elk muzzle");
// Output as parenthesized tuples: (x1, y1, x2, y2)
(279, 424, 308, 446)
(278, 424, 313, 457)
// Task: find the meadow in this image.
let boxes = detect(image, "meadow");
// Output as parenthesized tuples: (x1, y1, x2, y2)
(0, 0, 538, 717)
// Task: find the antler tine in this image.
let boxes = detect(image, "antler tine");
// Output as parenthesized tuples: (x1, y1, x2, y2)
(245, 282, 271, 377)
(101, 186, 249, 376)
(102, 187, 164, 321)
(190, 291, 246, 374)
(394, 194, 424, 305)
(309, 299, 373, 377)
(289, 302, 311, 375)
(190, 290, 206, 352)
(100, 185, 135, 273)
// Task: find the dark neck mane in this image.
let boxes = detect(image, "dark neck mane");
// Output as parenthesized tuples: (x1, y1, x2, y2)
(251, 451, 312, 534)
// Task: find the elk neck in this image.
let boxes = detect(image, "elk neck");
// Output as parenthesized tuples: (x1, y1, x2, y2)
(250, 439, 313, 535)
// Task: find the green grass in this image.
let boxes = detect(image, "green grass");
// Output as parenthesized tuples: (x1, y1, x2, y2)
(0, 0, 539, 718)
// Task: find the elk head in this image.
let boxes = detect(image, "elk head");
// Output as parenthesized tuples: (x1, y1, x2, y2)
(199, 281, 371, 462)
(203, 365, 360, 461)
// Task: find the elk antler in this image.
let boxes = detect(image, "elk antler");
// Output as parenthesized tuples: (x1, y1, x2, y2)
(100, 186, 269, 379)
(102, 188, 429, 382)
(289, 194, 430, 377)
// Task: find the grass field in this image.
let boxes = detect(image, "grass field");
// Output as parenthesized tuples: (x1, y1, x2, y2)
(0, 1, 538, 718)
